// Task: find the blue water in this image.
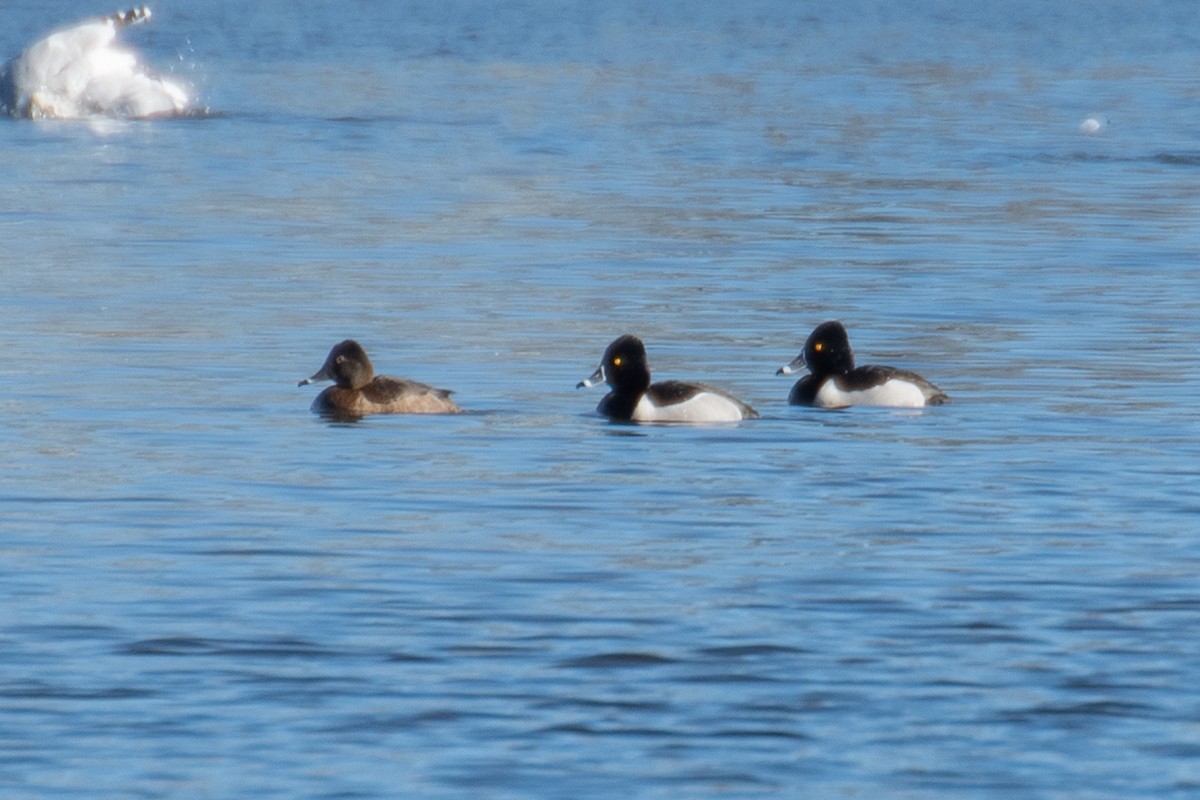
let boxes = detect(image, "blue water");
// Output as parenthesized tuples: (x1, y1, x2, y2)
(3, 1, 1200, 797)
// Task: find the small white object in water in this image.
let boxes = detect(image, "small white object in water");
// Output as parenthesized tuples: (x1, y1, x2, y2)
(0, 6, 191, 119)
(1079, 117, 1104, 134)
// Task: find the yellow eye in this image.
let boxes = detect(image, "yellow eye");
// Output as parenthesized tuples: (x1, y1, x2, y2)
(814, 342, 823, 352)
(613, 357, 622, 366)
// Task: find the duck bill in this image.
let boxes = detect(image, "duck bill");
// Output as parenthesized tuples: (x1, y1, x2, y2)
(298, 364, 333, 387)
(576, 365, 605, 389)
(775, 354, 806, 376)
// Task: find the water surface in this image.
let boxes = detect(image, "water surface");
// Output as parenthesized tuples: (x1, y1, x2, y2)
(2, 1, 1199, 798)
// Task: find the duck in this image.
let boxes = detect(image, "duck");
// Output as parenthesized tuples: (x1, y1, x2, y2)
(299, 340, 461, 418)
(578, 334, 758, 423)
(777, 321, 948, 408)
(0, 7, 190, 119)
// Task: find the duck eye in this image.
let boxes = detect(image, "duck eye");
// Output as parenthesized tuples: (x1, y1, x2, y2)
(814, 342, 823, 352)
(613, 357, 622, 367)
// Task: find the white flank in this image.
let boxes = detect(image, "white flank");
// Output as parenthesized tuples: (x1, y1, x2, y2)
(631, 392, 746, 423)
(813, 377, 928, 409)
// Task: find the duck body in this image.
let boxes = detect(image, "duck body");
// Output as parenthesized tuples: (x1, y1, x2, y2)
(300, 340, 460, 419)
(580, 335, 758, 424)
(600, 379, 758, 423)
(786, 366, 945, 408)
(309, 377, 460, 418)
(779, 321, 948, 409)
